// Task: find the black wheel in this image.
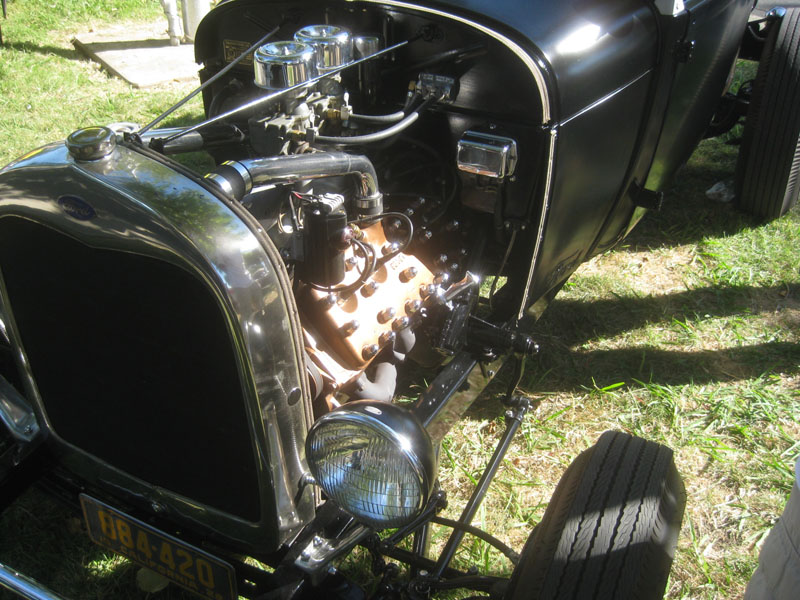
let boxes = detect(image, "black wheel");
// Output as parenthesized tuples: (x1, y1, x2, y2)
(505, 431, 686, 600)
(736, 8, 800, 220)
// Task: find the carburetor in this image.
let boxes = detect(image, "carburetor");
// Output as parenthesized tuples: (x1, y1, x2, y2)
(249, 25, 357, 154)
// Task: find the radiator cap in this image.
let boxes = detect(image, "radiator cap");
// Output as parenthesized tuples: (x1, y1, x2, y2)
(66, 126, 116, 161)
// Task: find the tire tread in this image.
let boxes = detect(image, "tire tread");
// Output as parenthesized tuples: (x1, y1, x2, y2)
(505, 431, 686, 600)
(737, 8, 800, 220)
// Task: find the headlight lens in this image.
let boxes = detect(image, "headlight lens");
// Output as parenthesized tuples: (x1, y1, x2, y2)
(306, 401, 437, 529)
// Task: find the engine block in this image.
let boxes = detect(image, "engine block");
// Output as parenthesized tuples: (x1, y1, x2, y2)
(299, 222, 434, 372)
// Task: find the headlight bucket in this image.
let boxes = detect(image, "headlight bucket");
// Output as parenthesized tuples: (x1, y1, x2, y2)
(306, 400, 437, 530)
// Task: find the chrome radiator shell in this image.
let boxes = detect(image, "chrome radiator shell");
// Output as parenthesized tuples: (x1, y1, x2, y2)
(0, 139, 314, 553)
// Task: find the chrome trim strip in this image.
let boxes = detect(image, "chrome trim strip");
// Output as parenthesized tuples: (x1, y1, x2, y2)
(559, 70, 652, 127)
(517, 70, 651, 318)
(519, 126, 557, 321)
(355, 0, 551, 122)
(0, 269, 48, 441)
(0, 562, 68, 600)
(0, 373, 39, 443)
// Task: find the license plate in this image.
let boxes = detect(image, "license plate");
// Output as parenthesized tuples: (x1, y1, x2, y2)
(80, 494, 237, 600)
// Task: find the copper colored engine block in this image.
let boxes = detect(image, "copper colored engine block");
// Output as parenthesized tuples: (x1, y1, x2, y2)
(299, 221, 434, 381)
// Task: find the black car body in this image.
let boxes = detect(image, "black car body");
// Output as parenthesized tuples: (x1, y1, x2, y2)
(0, 0, 798, 598)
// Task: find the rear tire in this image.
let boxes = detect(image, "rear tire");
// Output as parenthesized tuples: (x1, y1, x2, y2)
(505, 431, 686, 600)
(736, 8, 800, 220)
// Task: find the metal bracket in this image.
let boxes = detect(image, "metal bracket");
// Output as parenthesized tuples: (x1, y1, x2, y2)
(285, 502, 370, 584)
(631, 182, 664, 211)
(414, 352, 505, 444)
(466, 317, 539, 357)
(293, 524, 370, 581)
(674, 38, 696, 63)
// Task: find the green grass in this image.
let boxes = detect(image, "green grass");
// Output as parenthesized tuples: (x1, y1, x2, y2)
(460, 145, 799, 597)
(0, 0, 202, 166)
(1, 1, 799, 599)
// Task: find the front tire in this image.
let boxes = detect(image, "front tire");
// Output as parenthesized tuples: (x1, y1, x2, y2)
(736, 8, 800, 220)
(505, 431, 685, 600)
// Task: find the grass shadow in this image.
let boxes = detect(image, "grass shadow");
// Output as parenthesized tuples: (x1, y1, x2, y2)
(0, 488, 148, 599)
(527, 341, 800, 393)
(2, 40, 84, 61)
(536, 283, 799, 348)
(619, 138, 766, 252)
(522, 279, 800, 393)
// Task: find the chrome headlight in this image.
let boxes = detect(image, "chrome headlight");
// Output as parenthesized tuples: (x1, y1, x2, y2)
(306, 401, 437, 530)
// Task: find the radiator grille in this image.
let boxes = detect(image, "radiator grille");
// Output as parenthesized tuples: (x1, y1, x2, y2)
(0, 216, 261, 521)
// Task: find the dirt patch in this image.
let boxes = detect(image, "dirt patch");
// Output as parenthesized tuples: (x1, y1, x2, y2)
(577, 246, 696, 296)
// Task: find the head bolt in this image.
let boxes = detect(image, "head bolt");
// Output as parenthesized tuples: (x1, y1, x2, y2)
(392, 316, 411, 331)
(322, 293, 337, 308)
(336, 292, 352, 306)
(434, 272, 450, 286)
(379, 331, 396, 346)
(400, 266, 418, 282)
(362, 281, 379, 297)
(362, 344, 379, 360)
(382, 242, 400, 256)
(345, 256, 358, 271)
(341, 320, 360, 336)
(378, 307, 396, 323)
(405, 299, 422, 314)
(436, 254, 448, 265)
(419, 283, 437, 299)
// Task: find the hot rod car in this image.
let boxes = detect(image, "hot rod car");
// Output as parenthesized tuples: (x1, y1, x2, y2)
(0, 0, 798, 598)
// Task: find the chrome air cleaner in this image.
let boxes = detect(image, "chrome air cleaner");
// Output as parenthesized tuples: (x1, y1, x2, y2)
(253, 41, 317, 90)
(294, 25, 353, 74)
